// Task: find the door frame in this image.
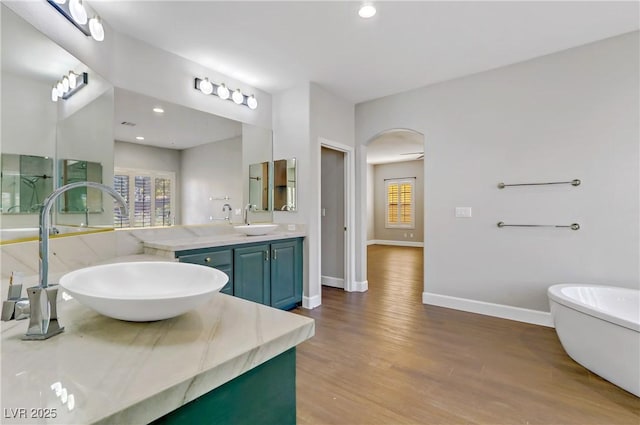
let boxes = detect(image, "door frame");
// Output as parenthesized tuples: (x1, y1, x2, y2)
(319, 138, 357, 291)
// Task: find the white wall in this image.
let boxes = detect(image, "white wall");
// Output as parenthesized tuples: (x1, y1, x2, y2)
(355, 32, 640, 312)
(55, 89, 114, 227)
(1, 73, 57, 157)
(1, 73, 58, 228)
(181, 137, 242, 225)
(272, 82, 355, 307)
(114, 141, 182, 224)
(373, 160, 424, 243)
(366, 163, 375, 241)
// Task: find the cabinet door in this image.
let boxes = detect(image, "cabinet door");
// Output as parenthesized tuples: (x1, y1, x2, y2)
(179, 250, 233, 295)
(270, 239, 302, 310)
(234, 244, 270, 305)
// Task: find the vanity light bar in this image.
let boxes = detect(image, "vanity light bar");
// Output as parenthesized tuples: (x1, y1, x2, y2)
(194, 77, 258, 110)
(47, 0, 105, 42)
(51, 72, 88, 102)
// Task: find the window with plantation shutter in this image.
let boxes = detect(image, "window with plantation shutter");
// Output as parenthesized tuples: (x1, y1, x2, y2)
(113, 169, 175, 228)
(385, 179, 415, 229)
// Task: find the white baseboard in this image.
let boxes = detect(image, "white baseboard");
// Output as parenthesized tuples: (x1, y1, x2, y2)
(302, 294, 321, 309)
(422, 292, 554, 327)
(321, 276, 344, 289)
(368, 239, 424, 248)
(350, 280, 368, 292)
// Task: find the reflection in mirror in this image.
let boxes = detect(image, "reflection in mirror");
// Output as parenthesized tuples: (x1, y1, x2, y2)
(1, 4, 114, 242)
(273, 158, 297, 212)
(113, 88, 273, 226)
(58, 160, 103, 214)
(249, 162, 270, 211)
(1, 154, 54, 213)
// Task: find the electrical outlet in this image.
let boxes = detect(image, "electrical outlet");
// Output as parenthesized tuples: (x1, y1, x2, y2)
(410, 233, 413, 238)
(403, 232, 407, 238)
(287, 224, 296, 231)
(235, 209, 241, 215)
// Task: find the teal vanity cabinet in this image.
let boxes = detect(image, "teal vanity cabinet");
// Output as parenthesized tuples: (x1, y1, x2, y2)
(234, 244, 271, 304)
(176, 238, 302, 310)
(178, 248, 234, 295)
(270, 239, 303, 310)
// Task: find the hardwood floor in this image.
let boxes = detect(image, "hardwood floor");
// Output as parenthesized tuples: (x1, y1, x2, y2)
(293, 245, 639, 425)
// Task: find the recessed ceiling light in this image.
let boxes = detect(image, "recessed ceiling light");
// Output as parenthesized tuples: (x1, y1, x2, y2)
(136, 136, 144, 140)
(358, 3, 376, 19)
(153, 107, 164, 113)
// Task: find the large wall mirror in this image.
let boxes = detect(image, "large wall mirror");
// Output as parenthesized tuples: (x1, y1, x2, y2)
(1, 4, 114, 242)
(113, 88, 273, 228)
(58, 159, 103, 214)
(0, 154, 54, 214)
(273, 158, 297, 212)
(1, 5, 272, 244)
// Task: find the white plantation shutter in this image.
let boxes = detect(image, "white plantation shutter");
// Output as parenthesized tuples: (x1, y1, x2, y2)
(385, 179, 415, 229)
(113, 169, 174, 228)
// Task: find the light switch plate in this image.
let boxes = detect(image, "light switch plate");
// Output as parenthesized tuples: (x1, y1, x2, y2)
(455, 207, 472, 218)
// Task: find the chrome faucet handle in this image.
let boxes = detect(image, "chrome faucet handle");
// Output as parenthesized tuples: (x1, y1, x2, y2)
(23, 285, 64, 340)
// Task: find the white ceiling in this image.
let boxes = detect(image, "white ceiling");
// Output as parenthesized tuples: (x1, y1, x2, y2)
(92, 1, 639, 104)
(367, 129, 424, 164)
(114, 88, 242, 150)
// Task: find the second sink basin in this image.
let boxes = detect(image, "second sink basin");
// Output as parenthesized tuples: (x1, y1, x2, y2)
(234, 224, 279, 236)
(59, 261, 228, 321)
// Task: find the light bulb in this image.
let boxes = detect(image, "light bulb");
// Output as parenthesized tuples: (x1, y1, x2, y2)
(199, 78, 213, 95)
(358, 4, 376, 18)
(247, 95, 258, 110)
(216, 83, 230, 100)
(232, 89, 244, 104)
(62, 76, 70, 92)
(51, 87, 59, 102)
(68, 72, 77, 89)
(89, 16, 104, 42)
(69, 0, 88, 25)
(56, 82, 65, 97)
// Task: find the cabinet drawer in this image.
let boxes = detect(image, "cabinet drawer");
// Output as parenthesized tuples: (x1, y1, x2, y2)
(179, 250, 231, 267)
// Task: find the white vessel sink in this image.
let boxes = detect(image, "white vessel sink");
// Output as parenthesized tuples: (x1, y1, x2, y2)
(234, 224, 279, 236)
(59, 261, 228, 321)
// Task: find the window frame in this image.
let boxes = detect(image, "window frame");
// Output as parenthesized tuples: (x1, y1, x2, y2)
(384, 178, 415, 229)
(114, 167, 176, 228)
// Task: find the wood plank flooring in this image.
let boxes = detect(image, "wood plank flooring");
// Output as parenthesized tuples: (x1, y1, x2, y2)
(292, 245, 639, 425)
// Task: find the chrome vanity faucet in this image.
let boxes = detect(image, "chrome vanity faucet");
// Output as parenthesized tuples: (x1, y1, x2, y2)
(23, 182, 128, 340)
(243, 204, 255, 225)
(222, 203, 232, 222)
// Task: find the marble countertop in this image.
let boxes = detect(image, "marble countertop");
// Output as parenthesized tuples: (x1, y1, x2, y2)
(1, 292, 314, 424)
(143, 230, 306, 253)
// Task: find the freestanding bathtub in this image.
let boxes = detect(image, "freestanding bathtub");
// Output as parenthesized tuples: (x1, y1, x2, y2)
(548, 284, 640, 397)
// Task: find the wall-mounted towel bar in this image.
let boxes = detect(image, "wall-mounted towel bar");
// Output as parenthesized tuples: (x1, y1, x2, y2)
(497, 179, 580, 189)
(497, 222, 580, 230)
